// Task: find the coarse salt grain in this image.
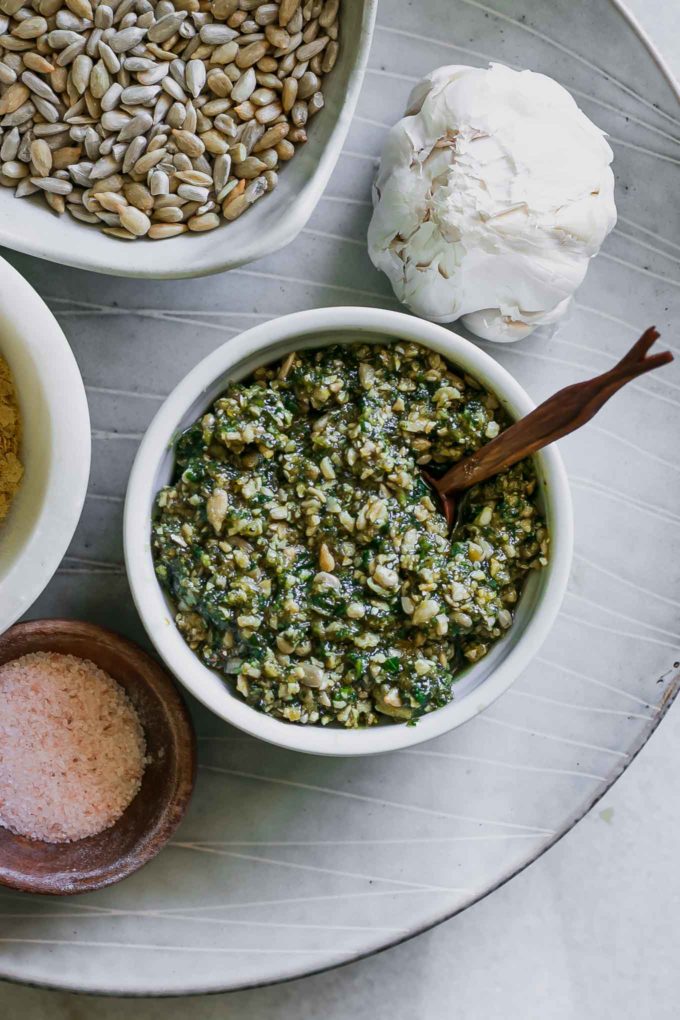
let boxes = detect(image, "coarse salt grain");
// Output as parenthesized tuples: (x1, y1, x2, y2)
(0, 651, 146, 843)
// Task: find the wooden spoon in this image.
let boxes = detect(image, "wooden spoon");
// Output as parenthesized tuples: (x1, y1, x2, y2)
(424, 327, 673, 530)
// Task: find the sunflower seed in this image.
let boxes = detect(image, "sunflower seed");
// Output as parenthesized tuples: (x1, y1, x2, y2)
(1, 158, 28, 178)
(100, 109, 129, 131)
(137, 60, 168, 85)
(55, 11, 88, 31)
(83, 125, 100, 158)
(89, 152, 120, 178)
(94, 4, 113, 29)
(30, 174, 72, 193)
(108, 26, 146, 52)
(161, 75, 185, 101)
(69, 204, 99, 222)
(71, 53, 93, 93)
(46, 29, 81, 48)
(15, 175, 39, 196)
(67, 160, 93, 185)
(0, 0, 339, 239)
(98, 39, 120, 73)
(21, 70, 59, 103)
(148, 221, 186, 238)
(185, 57, 205, 98)
(0, 62, 17, 84)
(120, 84, 159, 105)
(0, 126, 18, 159)
(29, 137, 52, 175)
(121, 132, 146, 171)
(176, 181, 207, 202)
(118, 109, 152, 140)
(278, 0, 300, 26)
(1, 100, 34, 126)
(230, 66, 256, 104)
(118, 202, 149, 234)
(132, 146, 165, 174)
(147, 11, 185, 43)
(149, 167, 168, 194)
(212, 151, 230, 190)
(296, 36, 328, 62)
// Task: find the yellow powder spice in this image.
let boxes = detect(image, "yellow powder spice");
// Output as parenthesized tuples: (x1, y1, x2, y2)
(0, 354, 22, 523)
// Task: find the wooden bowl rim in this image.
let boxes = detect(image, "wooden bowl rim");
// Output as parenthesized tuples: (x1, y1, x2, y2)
(0, 618, 197, 895)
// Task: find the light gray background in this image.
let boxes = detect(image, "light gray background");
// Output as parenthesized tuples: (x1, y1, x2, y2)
(1, 1, 678, 1017)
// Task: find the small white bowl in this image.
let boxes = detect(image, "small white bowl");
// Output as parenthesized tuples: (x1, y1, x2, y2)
(0, 257, 91, 632)
(0, 0, 376, 280)
(124, 308, 573, 755)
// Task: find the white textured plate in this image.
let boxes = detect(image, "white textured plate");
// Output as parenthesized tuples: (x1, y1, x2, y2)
(2, 0, 679, 996)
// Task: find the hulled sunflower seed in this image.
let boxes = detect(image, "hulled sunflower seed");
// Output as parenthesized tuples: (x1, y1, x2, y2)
(30, 174, 72, 193)
(57, 38, 87, 66)
(0, 0, 340, 239)
(0, 62, 17, 85)
(137, 60, 169, 86)
(120, 84, 160, 105)
(212, 151, 230, 190)
(1, 100, 34, 126)
(0, 126, 18, 159)
(20, 70, 59, 103)
(278, 0, 301, 27)
(185, 57, 205, 98)
(108, 26, 147, 53)
(148, 221, 186, 238)
(119, 203, 150, 234)
(149, 167, 168, 194)
(1, 159, 28, 178)
(204, 23, 239, 45)
(230, 66, 256, 103)
(89, 62, 111, 99)
(30, 137, 52, 175)
(176, 181, 207, 202)
(147, 12, 185, 44)
(15, 176, 39, 196)
(118, 109, 152, 139)
(98, 39, 120, 73)
(89, 152, 120, 178)
(121, 132, 146, 172)
(187, 209, 219, 230)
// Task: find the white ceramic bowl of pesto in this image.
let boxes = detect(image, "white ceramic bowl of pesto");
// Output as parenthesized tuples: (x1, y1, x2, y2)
(0, 257, 91, 633)
(0, 0, 377, 281)
(125, 307, 573, 756)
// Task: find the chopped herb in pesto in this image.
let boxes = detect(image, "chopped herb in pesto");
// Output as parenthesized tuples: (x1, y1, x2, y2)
(152, 341, 548, 727)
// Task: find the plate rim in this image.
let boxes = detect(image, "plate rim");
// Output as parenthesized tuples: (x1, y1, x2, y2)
(1, 0, 678, 997)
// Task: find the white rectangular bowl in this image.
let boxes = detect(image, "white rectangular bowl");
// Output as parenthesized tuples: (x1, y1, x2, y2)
(0, 0, 376, 280)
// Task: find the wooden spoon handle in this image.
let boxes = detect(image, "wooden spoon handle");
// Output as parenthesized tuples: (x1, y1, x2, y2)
(434, 327, 673, 496)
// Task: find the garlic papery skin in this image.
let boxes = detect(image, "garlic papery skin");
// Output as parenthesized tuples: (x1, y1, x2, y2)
(367, 63, 617, 342)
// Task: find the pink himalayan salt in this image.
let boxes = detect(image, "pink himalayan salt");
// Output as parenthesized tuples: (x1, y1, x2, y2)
(0, 651, 146, 843)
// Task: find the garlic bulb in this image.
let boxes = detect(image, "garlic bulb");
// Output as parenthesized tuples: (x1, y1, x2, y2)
(367, 63, 617, 342)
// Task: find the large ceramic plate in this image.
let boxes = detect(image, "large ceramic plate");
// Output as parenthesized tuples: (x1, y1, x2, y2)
(2, 0, 679, 996)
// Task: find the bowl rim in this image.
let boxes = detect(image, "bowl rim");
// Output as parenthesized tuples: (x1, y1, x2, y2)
(124, 307, 574, 756)
(0, 0, 378, 280)
(0, 618, 197, 895)
(0, 257, 91, 632)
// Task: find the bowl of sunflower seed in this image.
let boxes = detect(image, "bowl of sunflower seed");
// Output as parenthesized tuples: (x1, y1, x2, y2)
(0, 0, 377, 278)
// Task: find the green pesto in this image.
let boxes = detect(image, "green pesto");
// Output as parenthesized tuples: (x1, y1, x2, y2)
(152, 341, 548, 727)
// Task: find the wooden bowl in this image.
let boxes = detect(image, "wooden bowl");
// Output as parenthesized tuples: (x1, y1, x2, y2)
(0, 619, 196, 895)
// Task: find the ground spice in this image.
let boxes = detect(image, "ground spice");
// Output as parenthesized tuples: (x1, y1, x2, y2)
(0, 354, 22, 524)
(0, 652, 147, 843)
